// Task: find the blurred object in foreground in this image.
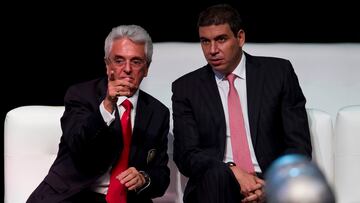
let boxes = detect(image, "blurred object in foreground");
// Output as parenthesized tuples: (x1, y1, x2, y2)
(265, 154, 335, 203)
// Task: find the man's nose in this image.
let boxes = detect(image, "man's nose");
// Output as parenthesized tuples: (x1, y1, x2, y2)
(210, 42, 219, 54)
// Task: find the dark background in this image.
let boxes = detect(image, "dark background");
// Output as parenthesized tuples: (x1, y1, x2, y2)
(2, 0, 359, 198)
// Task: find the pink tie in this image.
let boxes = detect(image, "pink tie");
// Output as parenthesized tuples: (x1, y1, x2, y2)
(106, 99, 132, 203)
(227, 73, 254, 173)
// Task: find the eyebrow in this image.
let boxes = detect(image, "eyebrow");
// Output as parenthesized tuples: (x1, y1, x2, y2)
(112, 55, 145, 61)
(214, 34, 228, 40)
(200, 34, 229, 41)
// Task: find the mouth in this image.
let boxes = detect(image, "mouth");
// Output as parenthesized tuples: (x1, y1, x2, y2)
(117, 76, 135, 84)
(209, 58, 223, 66)
(120, 76, 134, 80)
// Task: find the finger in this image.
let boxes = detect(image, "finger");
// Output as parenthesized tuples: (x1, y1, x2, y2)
(117, 169, 132, 182)
(120, 173, 135, 185)
(116, 88, 131, 97)
(109, 70, 115, 81)
(126, 177, 142, 190)
(254, 189, 263, 200)
(251, 183, 263, 191)
(255, 176, 265, 186)
(124, 176, 137, 187)
(241, 193, 258, 202)
(122, 80, 136, 90)
(241, 184, 258, 196)
(120, 77, 137, 89)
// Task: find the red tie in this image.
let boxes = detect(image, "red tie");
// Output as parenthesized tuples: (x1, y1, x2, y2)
(106, 99, 132, 203)
(227, 73, 254, 173)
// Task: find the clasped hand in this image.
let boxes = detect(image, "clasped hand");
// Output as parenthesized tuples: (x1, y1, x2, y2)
(230, 166, 266, 203)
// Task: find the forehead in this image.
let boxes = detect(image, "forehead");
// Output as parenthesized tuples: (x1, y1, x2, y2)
(199, 24, 233, 39)
(110, 38, 146, 57)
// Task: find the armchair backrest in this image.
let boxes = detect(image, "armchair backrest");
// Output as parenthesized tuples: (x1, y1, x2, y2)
(4, 106, 336, 203)
(334, 105, 360, 203)
(306, 108, 334, 185)
(4, 105, 64, 203)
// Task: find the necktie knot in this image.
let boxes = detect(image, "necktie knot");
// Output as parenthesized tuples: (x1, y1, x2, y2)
(226, 73, 236, 86)
(121, 99, 132, 111)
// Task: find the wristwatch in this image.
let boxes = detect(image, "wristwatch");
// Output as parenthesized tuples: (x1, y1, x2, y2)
(139, 171, 151, 185)
(226, 161, 236, 167)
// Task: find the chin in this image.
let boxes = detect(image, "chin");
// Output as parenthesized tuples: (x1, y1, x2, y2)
(211, 65, 227, 74)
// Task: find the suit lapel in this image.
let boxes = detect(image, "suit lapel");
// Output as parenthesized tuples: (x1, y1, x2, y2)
(129, 90, 153, 165)
(200, 65, 227, 151)
(245, 53, 264, 146)
(97, 77, 109, 105)
(201, 66, 226, 126)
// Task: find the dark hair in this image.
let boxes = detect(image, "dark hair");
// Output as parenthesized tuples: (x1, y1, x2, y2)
(197, 4, 244, 37)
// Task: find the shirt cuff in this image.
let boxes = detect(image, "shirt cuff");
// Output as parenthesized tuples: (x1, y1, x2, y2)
(136, 171, 151, 194)
(99, 101, 115, 126)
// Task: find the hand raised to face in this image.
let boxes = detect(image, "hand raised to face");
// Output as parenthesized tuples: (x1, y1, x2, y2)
(103, 38, 149, 113)
(103, 70, 137, 113)
(107, 70, 137, 101)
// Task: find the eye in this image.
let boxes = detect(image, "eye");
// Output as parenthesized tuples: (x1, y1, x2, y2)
(200, 39, 210, 45)
(114, 58, 125, 65)
(217, 37, 226, 43)
(131, 59, 144, 66)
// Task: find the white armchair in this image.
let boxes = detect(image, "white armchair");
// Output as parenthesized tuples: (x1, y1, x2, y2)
(5, 106, 337, 203)
(4, 105, 183, 203)
(334, 105, 360, 203)
(4, 106, 64, 203)
(306, 108, 334, 185)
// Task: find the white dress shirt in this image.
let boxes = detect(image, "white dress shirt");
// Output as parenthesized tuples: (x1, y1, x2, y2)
(213, 53, 261, 173)
(90, 89, 139, 194)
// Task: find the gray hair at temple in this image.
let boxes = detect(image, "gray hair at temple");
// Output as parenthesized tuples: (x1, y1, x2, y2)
(104, 25, 153, 65)
(265, 154, 336, 203)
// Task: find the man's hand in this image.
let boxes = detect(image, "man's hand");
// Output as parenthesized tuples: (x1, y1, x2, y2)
(116, 167, 146, 191)
(104, 70, 136, 113)
(229, 166, 265, 202)
(241, 175, 265, 203)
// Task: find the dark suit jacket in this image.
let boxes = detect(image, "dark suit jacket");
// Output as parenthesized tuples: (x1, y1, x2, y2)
(172, 52, 312, 200)
(27, 77, 170, 203)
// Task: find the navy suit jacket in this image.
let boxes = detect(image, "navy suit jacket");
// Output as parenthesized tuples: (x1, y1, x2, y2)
(27, 77, 170, 203)
(172, 52, 312, 200)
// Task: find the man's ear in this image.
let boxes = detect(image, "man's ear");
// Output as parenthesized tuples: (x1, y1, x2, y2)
(237, 29, 246, 46)
(143, 61, 150, 77)
(143, 66, 149, 77)
(105, 65, 110, 76)
(104, 58, 111, 75)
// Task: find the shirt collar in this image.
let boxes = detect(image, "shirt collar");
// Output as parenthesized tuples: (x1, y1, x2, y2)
(214, 52, 246, 84)
(116, 89, 139, 108)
